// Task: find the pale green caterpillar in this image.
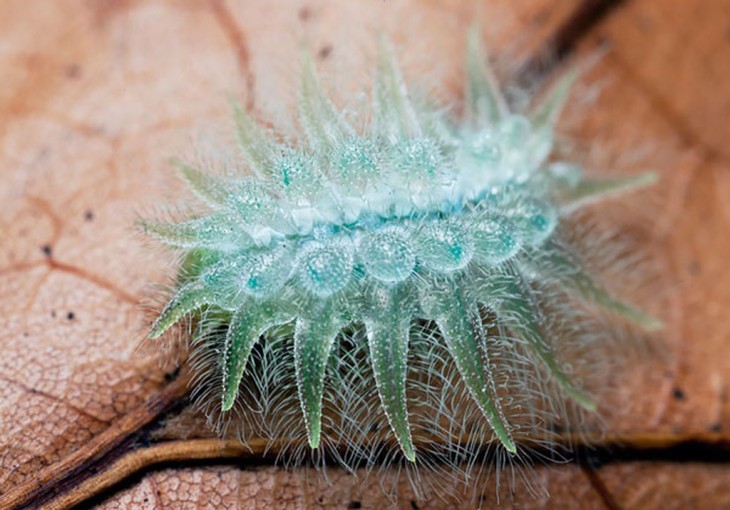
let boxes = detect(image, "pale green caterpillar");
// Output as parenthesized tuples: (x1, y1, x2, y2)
(143, 29, 659, 492)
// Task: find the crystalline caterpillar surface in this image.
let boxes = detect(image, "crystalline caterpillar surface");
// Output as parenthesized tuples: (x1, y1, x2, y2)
(144, 31, 659, 468)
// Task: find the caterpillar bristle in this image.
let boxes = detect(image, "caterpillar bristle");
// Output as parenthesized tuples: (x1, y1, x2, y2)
(150, 281, 220, 339)
(556, 171, 659, 212)
(420, 277, 517, 454)
(299, 51, 348, 148)
(294, 300, 341, 449)
(142, 29, 660, 501)
(465, 25, 507, 125)
(230, 97, 272, 174)
(365, 286, 417, 461)
(530, 70, 578, 130)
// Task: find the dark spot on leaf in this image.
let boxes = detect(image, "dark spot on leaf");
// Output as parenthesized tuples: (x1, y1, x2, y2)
(673, 387, 686, 400)
(298, 6, 311, 21)
(84, 209, 95, 222)
(318, 44, 332, 60)
(687, 260, 701, 275)
(65, 64, 82, 79)
(532, 10, 549, 25)
(41, 244, 52, 256)
(710, 422, 722, 433)
(51, 310, 56, 318)
(67, 311, 75, 321)
(348, 501, 361, 509)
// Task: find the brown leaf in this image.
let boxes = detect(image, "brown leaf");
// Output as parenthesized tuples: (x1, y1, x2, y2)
(1, 0, 728, 508)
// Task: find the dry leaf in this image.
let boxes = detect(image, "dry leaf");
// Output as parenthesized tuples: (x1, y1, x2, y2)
(1, 0, 728, 508)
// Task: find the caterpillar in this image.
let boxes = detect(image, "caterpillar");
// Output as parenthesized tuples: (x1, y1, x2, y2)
(142, 29, 659, 497)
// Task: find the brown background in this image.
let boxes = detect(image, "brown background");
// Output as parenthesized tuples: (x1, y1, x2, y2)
(1, 0, 729, 508)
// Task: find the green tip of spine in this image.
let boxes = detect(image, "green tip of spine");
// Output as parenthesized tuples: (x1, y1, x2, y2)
(307, 428, 321, 450)
(403, 444, 417, 462)
(221, 392, 236, 412)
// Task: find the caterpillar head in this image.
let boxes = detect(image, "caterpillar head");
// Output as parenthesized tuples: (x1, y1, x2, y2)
(143, 30, 659, 465)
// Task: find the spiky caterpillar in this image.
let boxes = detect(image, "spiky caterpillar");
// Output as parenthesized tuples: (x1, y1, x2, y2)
(144, 32, 659, 470)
